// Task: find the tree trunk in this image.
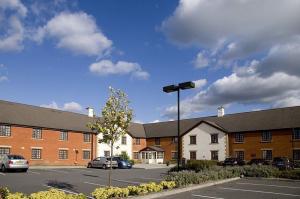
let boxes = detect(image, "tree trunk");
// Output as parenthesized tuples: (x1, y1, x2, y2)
(108, 142, 114, 187)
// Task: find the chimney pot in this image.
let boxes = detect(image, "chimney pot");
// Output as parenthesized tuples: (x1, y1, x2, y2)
(86, 107, 94, 117)
(217, 106, 225, 117)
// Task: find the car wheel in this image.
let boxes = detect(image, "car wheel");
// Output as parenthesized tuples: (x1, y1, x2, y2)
(87, 163, 92, 168)
(1, 165, 6, 172)
(102, 164, 107, 169)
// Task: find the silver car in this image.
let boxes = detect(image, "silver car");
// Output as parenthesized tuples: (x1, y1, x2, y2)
(87, 157, 118, 169)
(0, 154, 29, 172)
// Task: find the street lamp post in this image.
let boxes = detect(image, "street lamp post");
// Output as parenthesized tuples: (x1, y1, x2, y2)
(163, 81, 195, 170)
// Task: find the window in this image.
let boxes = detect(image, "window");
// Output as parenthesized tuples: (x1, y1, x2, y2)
(58, 150, 68, 159)
(190, 151, 197, 160)
(157, 152, 164, 159)
(190, 136, 196, 145)
(83, 133, 91, 142)
(133, 152, 139, 159)
(172, 137, 178, 143)
(0, 125, 11, 137)
(83, 150, 91, 160)
(262, 150, 272, 160)
(31, 149, 42, 159)
(235, 133, 244, 143)
(104, 151, 110, 157)
(0, 147, 10, 155)
(155, 138, 160, 145)
(235, 151, 245, 160)
(134, 138, 140, 145)
(211, 134, 218, 144)
(262, 131, 272, 142)
(293, 128, 300, 140)
(211, 151, 219, 160)
(293, 150, 300, 160)
(121, 136, 127, 145)
(32, 128, 42, 139)
(59, 131, 68, 141)
(171, 152, 178, 160)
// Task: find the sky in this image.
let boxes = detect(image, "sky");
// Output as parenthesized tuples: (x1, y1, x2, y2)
(0, 0, 300, 123)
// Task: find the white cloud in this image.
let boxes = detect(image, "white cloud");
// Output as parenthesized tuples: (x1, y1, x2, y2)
(161, 0, 300, 64)
(63, 101, 82, 112)
(89, 60, 149, 80)
(164, 72, 300, 119)
(133, 120, 143, 124)
(193, 79, 207, 89)
(0, 76, 8, 82)
(0, 0, 27, 51)
(40, 101, 83, 113)
(194, 52, 209, 68)
(150, 119, 160, 123)
(34, 12, 112, 56)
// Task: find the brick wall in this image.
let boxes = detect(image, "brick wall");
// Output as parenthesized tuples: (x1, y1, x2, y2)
(132, 138, 146, 159)
(146, 137, 177, 161)
(229, 129, 300, 161)
(0, 125, 96, 166)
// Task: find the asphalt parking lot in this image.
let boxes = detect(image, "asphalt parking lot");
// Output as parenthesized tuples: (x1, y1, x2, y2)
(0, 167, 168, 197)
(159, 178, 300, 199)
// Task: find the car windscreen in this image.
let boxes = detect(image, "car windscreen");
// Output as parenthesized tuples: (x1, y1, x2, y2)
(8, 155, 25, 160)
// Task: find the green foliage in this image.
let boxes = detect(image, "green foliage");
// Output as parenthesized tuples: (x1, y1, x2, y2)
(278, 169, 300, 180)
(128, 159, 134, 165)
(119, 151, 130, 161)
(186, 160, 218, 172)
(0, 187, 9, 199)
(243, 165, 280, 178)
(6, 189, 85, 199)
(7, 193, 28, 199)
(159, 181, 176, 189)
(92, 187, 129, 199)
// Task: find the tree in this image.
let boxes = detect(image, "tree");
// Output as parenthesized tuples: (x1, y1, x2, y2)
(87, 87, 133, 187)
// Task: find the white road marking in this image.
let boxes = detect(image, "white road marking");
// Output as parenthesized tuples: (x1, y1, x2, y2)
(220, 187, 300, 197)
(48, 169, 69, 174)
(84, 181, 106, 187)
(192, 194, 224, 199)
(0, 172, 6, 176)
(112, 178, 141, 185)
(237, 182, 300, 189)
(28, 171, 40, 175)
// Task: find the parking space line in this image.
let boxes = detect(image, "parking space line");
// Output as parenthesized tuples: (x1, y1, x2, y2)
(192, 194, 224, 199)
(0, 172, 6, 176)
(220, 187, 300, 197)
(28, 171, 41, 175)
(47, 169, 69, 174)
(237, 182, 300, 189)
(112, 178, 141, 185)
(84, 181, 106, 187)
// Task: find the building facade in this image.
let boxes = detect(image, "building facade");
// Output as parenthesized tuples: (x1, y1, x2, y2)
(1, 99, 300, 165)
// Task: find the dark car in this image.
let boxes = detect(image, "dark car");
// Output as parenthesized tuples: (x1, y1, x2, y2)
(113, 157, 132, 169)
(248, 158, 269, 166)
(223, 157, 245, 166)
(272, 157, 292, 170)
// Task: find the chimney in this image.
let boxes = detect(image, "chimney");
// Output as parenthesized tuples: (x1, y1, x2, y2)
(217, 106, 225, 117)
(86, 107, 94, 117)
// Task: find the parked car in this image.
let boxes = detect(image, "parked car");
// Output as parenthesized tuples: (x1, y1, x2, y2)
(272, 157, 292, 170)
(248, 158, 269, 165)
(87, 157, 118, 169)
(0, 154, 29, 172)
(223, 157, 245, 166)
(113, 157, 132, 169)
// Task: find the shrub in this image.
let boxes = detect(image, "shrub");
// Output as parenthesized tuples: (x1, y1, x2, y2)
(119, 152, 130, 161)
(159, 181, 176, 189)
(279, 170, 300, 180)
(243, 165, 280, 178)
(7, 193, 28, 199)
(139, 182, 163, 193)
(0, 187, 9, 199)
(186, 160, 218, 172)
(128, 160, 135, 165)
(29, 189, 86, 199)
(92, 187, 129, 199)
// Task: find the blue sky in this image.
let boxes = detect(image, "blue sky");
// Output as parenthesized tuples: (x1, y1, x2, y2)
(1, 0, 300, 123)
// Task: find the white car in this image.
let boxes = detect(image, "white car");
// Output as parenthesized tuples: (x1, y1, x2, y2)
(0, 154, 29, 172)
(87, 157, 118, 169)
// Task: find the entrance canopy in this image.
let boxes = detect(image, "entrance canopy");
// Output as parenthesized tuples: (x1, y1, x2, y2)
(139, 146, 164, 164)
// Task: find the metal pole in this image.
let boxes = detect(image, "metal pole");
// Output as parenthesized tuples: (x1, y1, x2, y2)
(177, 88, 180, 171)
